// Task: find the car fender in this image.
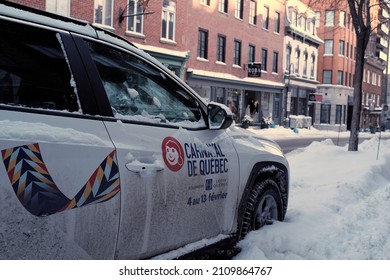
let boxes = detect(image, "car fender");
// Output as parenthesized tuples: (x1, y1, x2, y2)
(226, 125, 290, 234)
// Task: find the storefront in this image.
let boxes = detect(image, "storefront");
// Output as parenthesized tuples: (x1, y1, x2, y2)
(186, 69, 285, 125)
(133, 43, 190, 79)
(361, 106, 382, 132)
(286, 78, 319, 115)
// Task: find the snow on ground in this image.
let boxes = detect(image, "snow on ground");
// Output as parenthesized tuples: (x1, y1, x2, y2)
(234, 125, 390, 260)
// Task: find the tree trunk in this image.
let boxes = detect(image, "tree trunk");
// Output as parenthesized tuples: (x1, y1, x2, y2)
(348, 21, 370, 151)
(348, 52, 363, 151)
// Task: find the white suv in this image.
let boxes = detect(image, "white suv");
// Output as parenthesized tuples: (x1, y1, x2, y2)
(0, 2, 289, 259)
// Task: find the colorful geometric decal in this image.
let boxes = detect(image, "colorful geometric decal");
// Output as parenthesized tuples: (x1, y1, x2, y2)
(1, 143, 120, 217)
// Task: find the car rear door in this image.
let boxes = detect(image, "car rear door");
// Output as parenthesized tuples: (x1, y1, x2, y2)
(79, 38, 240, 259)
(0, 19, 119, 259)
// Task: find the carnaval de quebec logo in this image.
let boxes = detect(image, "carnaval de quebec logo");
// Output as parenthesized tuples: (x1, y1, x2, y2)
(162, 136, 185, 172)
(162, 136, 229, 177)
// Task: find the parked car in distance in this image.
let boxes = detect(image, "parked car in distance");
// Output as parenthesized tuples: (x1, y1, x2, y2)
(0, 2, 289, 259)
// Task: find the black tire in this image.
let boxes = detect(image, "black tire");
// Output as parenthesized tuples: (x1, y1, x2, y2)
(240, 179, 283, 238)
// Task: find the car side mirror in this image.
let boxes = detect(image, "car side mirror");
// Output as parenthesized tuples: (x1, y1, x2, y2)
(207, 102, 234, 130)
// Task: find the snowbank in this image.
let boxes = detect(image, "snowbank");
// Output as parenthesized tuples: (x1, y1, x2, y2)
(235, 134, 390, 260)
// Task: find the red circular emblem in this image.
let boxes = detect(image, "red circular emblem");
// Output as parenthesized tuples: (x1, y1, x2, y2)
(162, 137, 185, 172)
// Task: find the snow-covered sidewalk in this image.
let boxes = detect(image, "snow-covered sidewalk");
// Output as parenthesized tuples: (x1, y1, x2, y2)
(245, 124, 390, 140)
(234, 126, 390, 259)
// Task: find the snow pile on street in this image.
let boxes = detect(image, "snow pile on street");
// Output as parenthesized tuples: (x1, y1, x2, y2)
(247, 125, 360, 139)
(234, 128, 390, 260)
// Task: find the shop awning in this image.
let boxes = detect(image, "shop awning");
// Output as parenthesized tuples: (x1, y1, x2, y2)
(187, 69, 285, 93)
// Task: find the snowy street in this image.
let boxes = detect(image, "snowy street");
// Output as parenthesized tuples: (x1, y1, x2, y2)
(234, 126, 390, 260)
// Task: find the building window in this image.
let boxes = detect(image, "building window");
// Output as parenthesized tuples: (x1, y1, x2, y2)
(295, 49, 300, 75)
(323, 70, 332, 84)
(201, 0, 211, 6)
(351, 45, 354, 59)
(289, 9, 297, 26)
(218, 0, 228, 13)
(372, 72, 377, 86)
(298, 14, 303, 28)
(315, 12, 320, 28)
(297, 14, 303, 29)
(46, 0, 70, 16)
(320, 104, 331, 124)
(303, 52, 308, 76)
(263, 6, 269, 29)
(339, 40, 345, 56)
(217, 35, 226, 63)
(249, 0, 257, 25)
(343, 105, 347, 124)
(162, 1, 176, 41)
(310, 18, 316, 35)
(127, 0, 144, 33)
(337, 71, 343, 85)
(310, 54, 315, 77)
(235, 0, 244, 19)
(303, 19, 310, 31)
(198, 29, 208, 59)
(261, 48, 268, 71)
(340, 11, 346, 27)
(272, 51, 278, 73)
(94, 0, 113, 26)
(275, 11, 280, 33)
(325, 10, 334, 26)
(324, 39, 334, 55)
(233, 40, 242, 66)
(286, 45, 291, 72)
(335, 105, 342, 124)
(248, 44, 256, 63)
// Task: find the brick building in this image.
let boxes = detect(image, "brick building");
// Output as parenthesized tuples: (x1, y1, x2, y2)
(362, 0, 389, 131)
(10, 0, 293, 124)
(304, 0, 389, 131)
(182, 0, 286, 125)
(9, 0, 390, 129)
(10, 0, 191, 79)
(303, 0, 357, 131)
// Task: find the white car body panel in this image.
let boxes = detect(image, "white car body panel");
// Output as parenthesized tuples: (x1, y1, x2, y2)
(0, 110, 120, 259)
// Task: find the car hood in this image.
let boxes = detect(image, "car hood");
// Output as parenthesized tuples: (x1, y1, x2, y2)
(226, 125, 285, 158)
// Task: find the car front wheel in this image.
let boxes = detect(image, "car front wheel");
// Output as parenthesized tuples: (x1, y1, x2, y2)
(240, 179, 283, 238)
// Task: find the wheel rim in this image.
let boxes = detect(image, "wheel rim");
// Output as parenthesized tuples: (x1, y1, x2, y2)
(254, 194, 278, 229)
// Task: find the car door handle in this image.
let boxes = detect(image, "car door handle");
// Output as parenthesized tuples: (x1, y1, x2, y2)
(125, 160, 164, 173)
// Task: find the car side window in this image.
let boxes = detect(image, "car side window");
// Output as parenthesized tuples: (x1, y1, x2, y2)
(86, 41, 204, 127)
(0, 19, 79, 112)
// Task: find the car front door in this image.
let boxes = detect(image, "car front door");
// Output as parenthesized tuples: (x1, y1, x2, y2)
(83, 39, 240, 259)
